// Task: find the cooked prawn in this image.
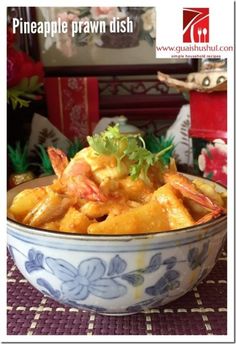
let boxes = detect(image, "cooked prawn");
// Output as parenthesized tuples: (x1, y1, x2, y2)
(23, 187, 74, 227)
(20, 147, 107, 227)
(161, 172, 225, 226)
(47, 147, 69, 178)
(48, 147, 106, 202)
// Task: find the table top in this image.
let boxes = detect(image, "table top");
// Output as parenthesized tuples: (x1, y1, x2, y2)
(7, 248, 227, 336)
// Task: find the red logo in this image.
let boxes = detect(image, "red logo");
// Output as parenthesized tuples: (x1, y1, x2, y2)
(183, 8, 209, 43)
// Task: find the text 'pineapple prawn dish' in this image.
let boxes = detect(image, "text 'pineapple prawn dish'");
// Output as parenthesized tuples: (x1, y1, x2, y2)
(8, 126, 227, 235)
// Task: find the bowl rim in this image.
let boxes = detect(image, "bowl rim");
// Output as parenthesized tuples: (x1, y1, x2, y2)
(7, 174, 227, 242)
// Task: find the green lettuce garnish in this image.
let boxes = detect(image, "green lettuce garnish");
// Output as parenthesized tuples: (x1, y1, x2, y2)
(87, 125, 173, 183)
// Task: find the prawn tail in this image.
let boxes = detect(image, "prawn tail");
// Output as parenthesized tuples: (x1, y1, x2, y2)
(47, 147, 69, 178)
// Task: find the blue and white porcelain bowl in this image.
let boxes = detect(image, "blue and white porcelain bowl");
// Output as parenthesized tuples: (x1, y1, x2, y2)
(7, 176, 227, 315)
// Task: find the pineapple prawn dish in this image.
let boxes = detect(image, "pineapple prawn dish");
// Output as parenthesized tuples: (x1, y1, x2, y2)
(8, 126, 227, 235)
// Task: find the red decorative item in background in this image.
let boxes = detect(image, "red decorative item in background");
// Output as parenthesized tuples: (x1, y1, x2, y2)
(7, 49, 44, 89)
(44, 77, 99, 143)
(189, 91, 227, 141)
(7, 26, 44, 87)
(189, 89, 227, 186)
(7, 25, 14, 47)
(198, 139, 227, 186)
(7, 25, 44, 109)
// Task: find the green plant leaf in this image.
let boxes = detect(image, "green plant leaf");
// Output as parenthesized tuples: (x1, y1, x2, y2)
(87, 125, 174, 183)
(17, 78, 29, 91)
(67, 138, 84, 159)
(22, 93, 38, 100)
(7, 141, 29, 173)
(28, 75, 39, 91)
(144, 133, 175, 166)
(7, 90, 31, 109)
(205, 172, 214, 180)
(36, 144, 53, 175)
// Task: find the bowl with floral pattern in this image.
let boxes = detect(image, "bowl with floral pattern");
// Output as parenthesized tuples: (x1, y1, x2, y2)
(7, 176, 227, 315)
